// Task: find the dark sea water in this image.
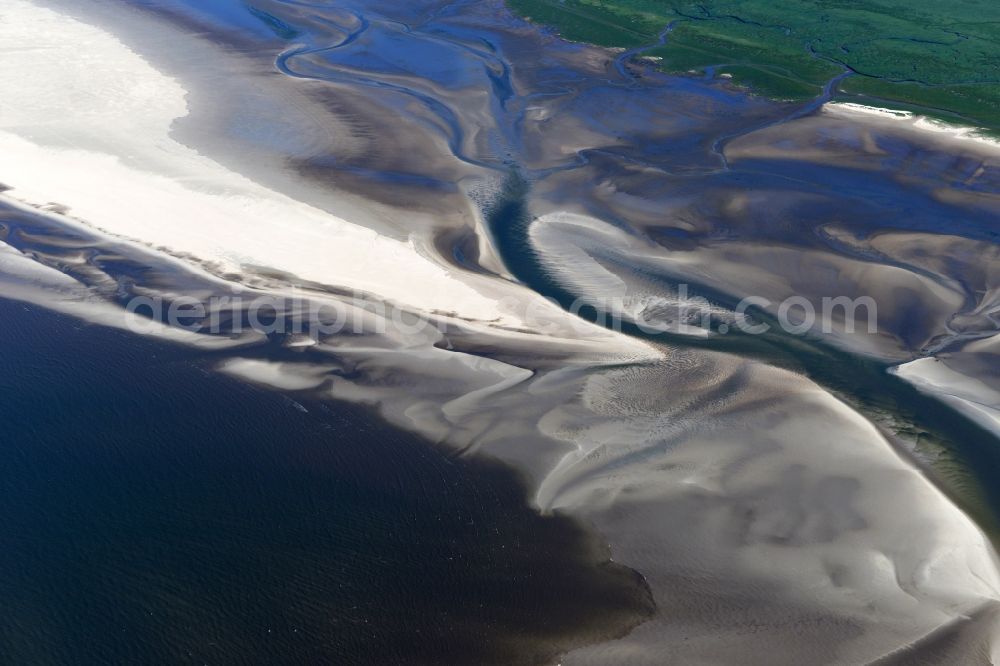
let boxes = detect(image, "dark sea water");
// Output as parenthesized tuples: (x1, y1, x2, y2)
(0, 298, 651, 664)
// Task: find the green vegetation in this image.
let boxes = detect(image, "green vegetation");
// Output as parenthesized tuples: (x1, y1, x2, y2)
(508, 0, 1000, 130)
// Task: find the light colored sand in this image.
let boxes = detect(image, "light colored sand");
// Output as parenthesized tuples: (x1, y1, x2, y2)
(825, 102, 1000, 153)
(894, 355, 1000, 436)
(529, 211, 966, 359)
(0, 228, 263, 349)
(3, 2, 1000, 664)
(0, 0, 602, 338)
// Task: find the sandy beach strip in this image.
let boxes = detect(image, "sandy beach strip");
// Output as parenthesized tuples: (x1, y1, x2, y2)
(825, 101, 1000, 153)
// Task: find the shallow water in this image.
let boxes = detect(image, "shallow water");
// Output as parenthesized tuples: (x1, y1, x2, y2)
(0, 298, 652, 664)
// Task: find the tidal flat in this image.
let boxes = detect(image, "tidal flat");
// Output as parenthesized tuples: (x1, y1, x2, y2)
(2, 0, 1000, 663)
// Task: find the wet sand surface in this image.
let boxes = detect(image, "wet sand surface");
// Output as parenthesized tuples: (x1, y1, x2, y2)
(2, 0, 1000, 663)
